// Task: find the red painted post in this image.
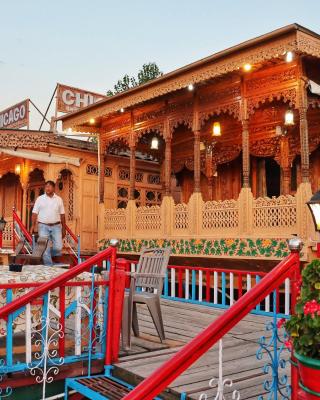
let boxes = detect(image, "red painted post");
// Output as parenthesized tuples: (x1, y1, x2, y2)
(178, 269, 183, 298)
(105, 242, 118, 366)
(111, 263, 126, 362)
(290, 253, 301, 400)
(237, 273, 242, 299)
(206, 270, 210, 302)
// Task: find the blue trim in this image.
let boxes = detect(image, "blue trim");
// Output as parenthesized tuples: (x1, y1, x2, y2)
(67, 373, 163, 400)
(66, 378, 108, 400)
(77, 235, 81, 264)
(164, 270, 169, 297)
(6, 289, 13, 367)
(161, 295, 289, 318)
(221, 272, 226, 306)
(65, 301, 77, 318)
(191, 270, 196, 301)
(255, 275, 261, 311)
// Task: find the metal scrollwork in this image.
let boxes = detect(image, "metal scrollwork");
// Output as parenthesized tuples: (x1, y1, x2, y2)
(27, 291, 64, 400)
(199, 340, 240, 400)
(256, 292, 290, 399)
(0, 359, 13, 398)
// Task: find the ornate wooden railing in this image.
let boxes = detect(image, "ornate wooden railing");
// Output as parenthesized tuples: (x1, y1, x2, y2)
(103, 189, 309, 243)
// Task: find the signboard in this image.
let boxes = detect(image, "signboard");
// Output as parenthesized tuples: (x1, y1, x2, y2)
(0, 99, 29, 129)
(56, 83, 106, 113)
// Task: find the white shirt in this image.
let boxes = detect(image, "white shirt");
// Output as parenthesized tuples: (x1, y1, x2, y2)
(32, 193, 65, 224)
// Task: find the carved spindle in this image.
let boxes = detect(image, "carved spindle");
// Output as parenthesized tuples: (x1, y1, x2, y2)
(299, 105, 310, 183)
(129, 144, 136, 200)
(242, 119, 250, 188)
(99, 137, 106, 204)
(164, 137, 172, 196)
(194, 130, 201, 193)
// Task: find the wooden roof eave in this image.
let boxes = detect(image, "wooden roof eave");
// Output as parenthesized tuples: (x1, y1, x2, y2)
(59, 24, 320, 130)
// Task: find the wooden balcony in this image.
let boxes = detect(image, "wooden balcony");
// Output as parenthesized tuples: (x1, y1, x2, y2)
(101, 183, 315, 262)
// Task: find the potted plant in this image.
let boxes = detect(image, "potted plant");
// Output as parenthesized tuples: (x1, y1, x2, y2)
(285, 259, 320, 399)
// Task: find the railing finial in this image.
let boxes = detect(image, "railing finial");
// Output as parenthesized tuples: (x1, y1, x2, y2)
(288, 237, 303, 252)
(110, 238, 119, 247)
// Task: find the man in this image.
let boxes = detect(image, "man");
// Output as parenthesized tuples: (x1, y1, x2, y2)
(30, 181, 66, 266)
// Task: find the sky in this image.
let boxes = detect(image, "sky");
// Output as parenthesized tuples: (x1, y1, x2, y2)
(1, 0, 320, 130)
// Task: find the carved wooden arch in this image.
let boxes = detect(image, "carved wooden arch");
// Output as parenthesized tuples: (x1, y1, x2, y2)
(134, 124, 164, 144)
(105, 136, 130, 153)
(169, 115, 193, 135)
(199, 103, 241, 127)
(247, 88, 298, 115)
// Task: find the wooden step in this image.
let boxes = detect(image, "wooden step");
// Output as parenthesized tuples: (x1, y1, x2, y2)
(75, 376, 131, 399)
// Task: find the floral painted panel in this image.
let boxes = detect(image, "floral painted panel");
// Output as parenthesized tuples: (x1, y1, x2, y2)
(100, 238, 291, 259)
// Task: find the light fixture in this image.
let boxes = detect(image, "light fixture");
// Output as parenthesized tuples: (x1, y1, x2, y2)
(151, 136, 159, 150)
(285, 51, 294, 63)
(89, 118, 95, 124)
(200, 142, 206, 151)
(188, 84, 194, 91)
(307, 191, 320, 232)
(15, 164, 21, 175)
(284, 109, 294, 126)
(212, 121, 221, 137)
(120, 108, 125, 113)
(243, 63, 252, 72)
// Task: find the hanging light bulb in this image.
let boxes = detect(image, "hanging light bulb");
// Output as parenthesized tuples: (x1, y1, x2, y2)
(285, 51, 294, 63)
(187, 83, 194, 91)
(151, 136, 159, 150)
(284, 109, 294, 126)
(243, 63, 252, 72)
(212, 122, 221, 137)
(15, 164, 21, 175)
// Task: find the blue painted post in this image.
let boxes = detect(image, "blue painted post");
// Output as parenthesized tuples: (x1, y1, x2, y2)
(222, 272, 226, 306)
(77, 235, 81, 264)
(32, 234, 36, 251)
(41, 293, 49, 356)
(255, 275, 261, 311)
(191, 270, 196, 301)
(87, 265, 96, 377)
(6, 290, 13, 368)
(164, 269, 169, 297)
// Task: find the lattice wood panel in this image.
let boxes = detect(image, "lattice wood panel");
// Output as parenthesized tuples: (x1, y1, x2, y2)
(202, 199, 239, 230)
(174, 203, 189, 230)
(136, 205, 162, 231)
(105, 208, 127, 232)
(253, 195, 297, 232)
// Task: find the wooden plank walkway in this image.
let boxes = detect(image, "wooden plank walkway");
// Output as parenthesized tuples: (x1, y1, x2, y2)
(114, 299, 290, 400)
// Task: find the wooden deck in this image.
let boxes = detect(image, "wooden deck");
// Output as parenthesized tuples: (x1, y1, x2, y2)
(114, 299, 290, 400)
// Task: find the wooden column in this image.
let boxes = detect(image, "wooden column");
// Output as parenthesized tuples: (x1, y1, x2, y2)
(242, 118, 250, 188)
(193, 130, 201, 193)
(164, 137, 172, 196)
(280, 136, 291, 195)
(299, 103, 310, 183)
(129, 144, 136, 200)
(98, 137, 106, 204)
(298, 57, 310, 183)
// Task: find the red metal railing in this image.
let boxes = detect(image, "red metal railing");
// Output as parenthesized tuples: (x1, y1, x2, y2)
(124, 247, 301, 400)
(0, 243, 124, 365)
(12, 207, 32, 250)
(12, 207, 82, 266)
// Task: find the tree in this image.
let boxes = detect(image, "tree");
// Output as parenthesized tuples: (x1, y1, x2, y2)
(107, 62, 163, 96)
